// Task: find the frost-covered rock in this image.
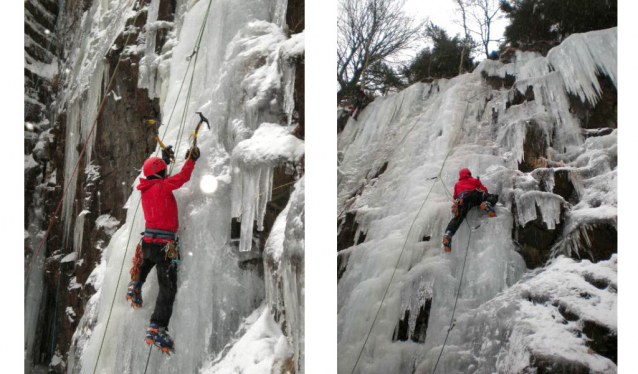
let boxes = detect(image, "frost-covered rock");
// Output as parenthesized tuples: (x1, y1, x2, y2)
(231, 123, 304, 252)
(338, 28, 616, 374)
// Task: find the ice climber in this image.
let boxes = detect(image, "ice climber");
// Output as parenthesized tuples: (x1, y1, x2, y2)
(126, 144, 201, 353)
(442, 168, 498, 252)
(351, 89, 366, 121)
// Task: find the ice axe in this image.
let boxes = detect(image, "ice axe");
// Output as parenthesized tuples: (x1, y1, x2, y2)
(142, 116, 175, 163)
(186, 112, 210, 159)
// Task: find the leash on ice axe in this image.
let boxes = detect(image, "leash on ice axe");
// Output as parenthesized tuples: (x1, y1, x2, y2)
(186, 111, 210, 159)
(142, 116, 176, 163)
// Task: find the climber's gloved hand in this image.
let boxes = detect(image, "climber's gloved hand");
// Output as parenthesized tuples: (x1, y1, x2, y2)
(162, 145, 175, 164)
(451, 200, 458, 214)
(185, 146, 200, 162)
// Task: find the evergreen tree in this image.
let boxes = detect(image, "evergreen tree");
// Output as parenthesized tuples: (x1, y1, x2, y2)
(500, 0, 617, 49)
(403, 23, 476, 83)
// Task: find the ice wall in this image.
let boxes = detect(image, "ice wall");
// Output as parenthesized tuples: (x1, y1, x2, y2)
(338, 28, 616, 373)
(64, 0, 303, 373)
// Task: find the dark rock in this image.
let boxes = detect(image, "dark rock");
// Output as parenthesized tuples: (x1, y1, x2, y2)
(481, 71, 515, 90)
(393, 310, 410, 341)
(337, 212, 364, 252)
(506, 85, 535, 109)
(569, 220, 617, 263)
(568, 74, 617, 130)
(582, 320, 617, 364)
(286, 0, 304, 35)
(512, 204, 563, 269)
(392, 298, 431, 343)
(556, 304, 580, 322)
(527, 353, 591, 374)
(337, 251, 350, 282)
(583, 273, 610, 290)
(553, 170, 578, 204)
(337, 109, 350, 133)
(518, 119, 549, 173)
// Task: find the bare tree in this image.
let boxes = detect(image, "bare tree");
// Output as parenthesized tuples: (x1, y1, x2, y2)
(337, 0, 423, 102)
(466, 0, 504, 59)
(454, 0, 473, 75)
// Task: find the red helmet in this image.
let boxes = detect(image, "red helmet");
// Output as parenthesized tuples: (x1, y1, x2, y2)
(459, 168, 472, 178)
(143, 157, 167, 177)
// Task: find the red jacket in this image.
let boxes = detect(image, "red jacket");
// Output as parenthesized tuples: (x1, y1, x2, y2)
(137, 159, 195, 233)
(453, 168, 488, 200)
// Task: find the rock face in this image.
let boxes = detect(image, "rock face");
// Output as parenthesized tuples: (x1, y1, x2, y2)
(26, 2, 169, 371)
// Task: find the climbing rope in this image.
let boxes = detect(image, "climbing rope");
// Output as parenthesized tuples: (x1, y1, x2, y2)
(348, 91, 481, 374)
(170, 0, 213, 175)
(143, 344, 153, 374)
(24, 0, 67, 121)
(24, 0, 143, 284)
(90, 1, 213, 373)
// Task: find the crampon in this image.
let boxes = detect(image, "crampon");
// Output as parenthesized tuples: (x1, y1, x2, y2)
(480, 201, 497, 218)
(145, 324, 175, 354)
(442, 232, 452, 252)
(126, 281, 143, 308)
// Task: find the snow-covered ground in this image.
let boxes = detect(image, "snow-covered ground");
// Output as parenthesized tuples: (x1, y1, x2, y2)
(52, 0, 305, 373)
(337, 28, 617, 373)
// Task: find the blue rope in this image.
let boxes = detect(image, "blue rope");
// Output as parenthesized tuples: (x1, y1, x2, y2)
(25, 0, 67, 122)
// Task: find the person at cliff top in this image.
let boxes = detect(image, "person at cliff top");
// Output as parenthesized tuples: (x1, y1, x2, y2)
(442, 168, 498, 252)
(126, 144, 200, 354)
(351, 89, 367, 121)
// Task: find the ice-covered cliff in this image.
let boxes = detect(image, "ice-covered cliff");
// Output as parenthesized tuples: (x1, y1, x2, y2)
(24, 0, 304, 373)
(337, 28, 616, 373)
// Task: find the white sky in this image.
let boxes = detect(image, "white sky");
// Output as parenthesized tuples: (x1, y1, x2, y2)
(396, 0, 508, 63)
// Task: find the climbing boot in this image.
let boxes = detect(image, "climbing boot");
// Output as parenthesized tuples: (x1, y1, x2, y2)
(480, 202, 496, 218)
(145, 324, 175, 354)
(126, 281, 143, 308)
(442, 231, 452, 252)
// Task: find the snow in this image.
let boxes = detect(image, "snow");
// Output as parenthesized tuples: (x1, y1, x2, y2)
(232, 123, 304, 166)
(200, 306, 284, 374)
(338, 28, 616, 373)
(95, 214, 120, 236)
(62, 252, 77, 263)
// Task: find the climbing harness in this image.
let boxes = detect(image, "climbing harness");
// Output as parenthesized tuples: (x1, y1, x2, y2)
(348, 90, 483, 374)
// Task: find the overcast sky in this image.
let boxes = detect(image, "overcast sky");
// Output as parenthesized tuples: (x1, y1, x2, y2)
(397, 0, 508, 63)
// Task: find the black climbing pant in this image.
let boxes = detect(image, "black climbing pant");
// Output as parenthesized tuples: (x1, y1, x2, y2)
(137, 241, 178, 328)
(446, 190, 498, 236)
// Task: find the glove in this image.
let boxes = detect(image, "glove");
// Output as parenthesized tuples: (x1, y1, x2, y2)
(162, 145, 174, 164)
(185, 146, 200, 162)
